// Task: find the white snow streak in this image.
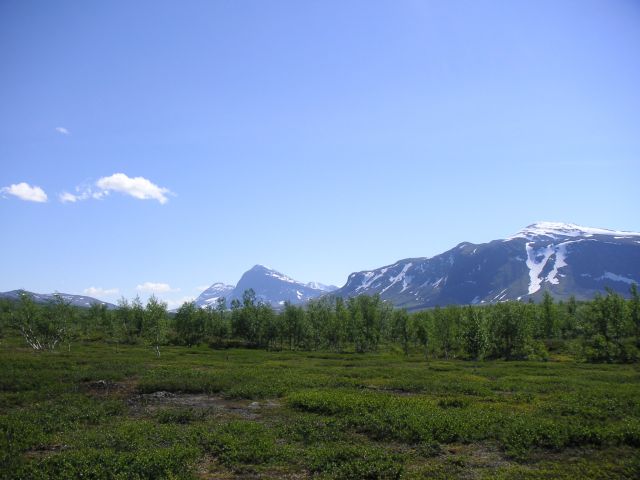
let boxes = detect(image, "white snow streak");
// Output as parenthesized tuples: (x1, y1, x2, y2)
(356, 268, 389, 292)
(525, 240, 583, 294)
(525, 243, 554, 294)
(381, 263, 413, 294)
(545, 242, 569, 285)
(267, 271, 297, 284)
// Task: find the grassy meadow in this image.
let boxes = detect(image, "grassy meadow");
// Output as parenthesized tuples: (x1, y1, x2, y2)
(1, 339, 640, 479)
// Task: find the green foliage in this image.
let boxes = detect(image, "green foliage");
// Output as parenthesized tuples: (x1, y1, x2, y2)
(173, 301, 205, 347)
(461, 307, 488, 360)
(486, 302, 537, 360)
(541, 291, 558, 338)
(202, 421, 282, 468)
(206, 297, 230, 345)
(391, 308, 411, 355)
(11, 292, 73, 351)
(308, 443, 403, 479)
(4, 287, 640, 363)
(143, 296, 169, 357)
(631, 284, 640, 345)
(580, 288, 637, 362)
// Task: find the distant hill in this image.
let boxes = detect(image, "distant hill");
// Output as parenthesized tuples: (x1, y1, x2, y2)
(0, 290, 116, 309)
(332, 222, 640, 310)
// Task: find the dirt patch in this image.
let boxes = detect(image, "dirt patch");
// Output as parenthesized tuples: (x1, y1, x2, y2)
(407, 442, 513, 480)
(195, 456, 308, 480)
(128, 391, 280, 420)
(24, 444, 69, 459)
(443, 442, 513, 479)
(81, 378, 138, 398)
(361, 385, 419, 396)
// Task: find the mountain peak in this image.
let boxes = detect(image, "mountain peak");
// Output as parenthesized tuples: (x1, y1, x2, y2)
(243, 265, 296, 284)
(195, 265, 333, 308)
(250, 264, 272, 271)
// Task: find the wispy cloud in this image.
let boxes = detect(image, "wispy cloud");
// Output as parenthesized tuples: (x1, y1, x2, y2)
(136, 282, 180, 294)
(59, 184, 109, 203)
(96, 173, 171, 204)
(55, 127, 70, 135)
(59, 191, 80, 203)
(1, 182, 48, 202)
(83, 286, 119, 297)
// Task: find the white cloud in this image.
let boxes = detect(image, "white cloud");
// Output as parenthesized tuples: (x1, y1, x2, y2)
(96, 173, 171, 204)
(196, 285, 210, 292)
(83, 286, 119, 297)
(55, 127, 70, 135)
(1, 182, 48, 202)
(59, 173, 171, 205)
(136, 282, 180, 294)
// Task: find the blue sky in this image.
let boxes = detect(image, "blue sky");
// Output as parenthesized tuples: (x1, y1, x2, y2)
(1, 0, 639, 308)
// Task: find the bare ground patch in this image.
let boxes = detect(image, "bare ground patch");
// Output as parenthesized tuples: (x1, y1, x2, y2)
(80, 378, 139, 398)
(195, 455, 308, 480)
(407, 442, 514, 479)
(128, 391, 280, 420)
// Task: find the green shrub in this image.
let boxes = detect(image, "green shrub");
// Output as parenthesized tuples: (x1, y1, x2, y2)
(201, 421, 283, 468)
(308, 443, 403, 479)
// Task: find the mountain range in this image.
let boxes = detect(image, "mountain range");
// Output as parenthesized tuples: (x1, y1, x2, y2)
(3, 222, 639, 311)
(0, 290, 116, 309)
(332, 222, 640, 310)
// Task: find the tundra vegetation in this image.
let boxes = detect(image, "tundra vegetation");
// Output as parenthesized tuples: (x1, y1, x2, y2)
(0, 287, 639, 478)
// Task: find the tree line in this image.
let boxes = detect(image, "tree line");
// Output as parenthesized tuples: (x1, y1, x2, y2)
(2, 285, 639, 363)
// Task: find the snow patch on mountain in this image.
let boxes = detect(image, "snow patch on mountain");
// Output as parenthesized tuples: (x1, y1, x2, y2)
(381, 262, 413, 294)
(265, 270, 297, 284)
(545, 240, 578, 285)
(525, 238, 587, 293)
(525, 243, 555, 294)
(357, 268, 389, 292)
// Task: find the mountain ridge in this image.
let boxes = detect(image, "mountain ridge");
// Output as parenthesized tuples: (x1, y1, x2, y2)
(0, 290, 116, 309)
(331, 222, 640, 310)
(3, 222, 638, 312)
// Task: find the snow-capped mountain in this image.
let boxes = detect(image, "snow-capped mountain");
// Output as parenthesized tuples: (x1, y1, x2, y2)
(195, 283, 235, 308)
(195, 265, 337, 308)
(0, 290, 116, 309)
(332, 222, 640, 310)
